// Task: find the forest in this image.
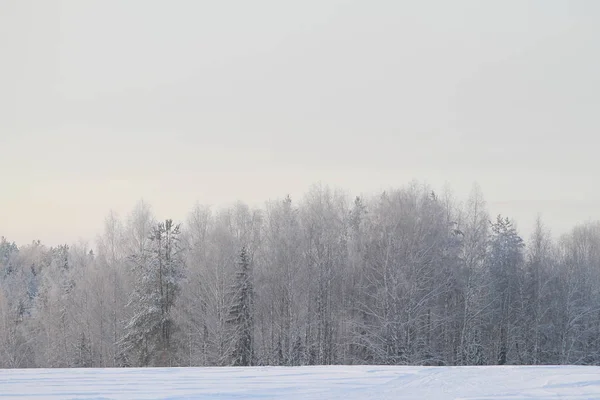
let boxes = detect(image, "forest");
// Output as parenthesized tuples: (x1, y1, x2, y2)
(1, 181, 600, 368)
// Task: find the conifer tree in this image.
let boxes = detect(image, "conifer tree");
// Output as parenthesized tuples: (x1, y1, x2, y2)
(120, 219, 184, 367)
(227, 246, 254, 366)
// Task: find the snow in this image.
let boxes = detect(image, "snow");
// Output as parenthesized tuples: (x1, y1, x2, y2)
(1, 365, 600, 399)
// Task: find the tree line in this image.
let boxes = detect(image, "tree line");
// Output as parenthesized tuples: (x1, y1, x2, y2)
(1, 182, 600, 368)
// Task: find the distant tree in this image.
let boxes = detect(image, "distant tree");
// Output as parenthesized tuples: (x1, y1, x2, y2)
(227, 246, 254, 366)
(27, 243, 76, 367)
(120, 219, 184, 367)
(520, 216, 554, 364)
(346, 196, 370, 364)
(554, 222, 600, 364)
(73, 331, 93, 368)
(0, 237, 18, 277)
(301, 185, 348, 365)
(176, 203, 212, 366)
(456, 184, 490, 365)
(255, 195, 306, 366)
(96, 210, 128, 367)
(488, 215, 524, 365)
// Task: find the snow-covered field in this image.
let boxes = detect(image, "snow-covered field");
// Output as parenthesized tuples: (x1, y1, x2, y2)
(1, 365, 600, 399)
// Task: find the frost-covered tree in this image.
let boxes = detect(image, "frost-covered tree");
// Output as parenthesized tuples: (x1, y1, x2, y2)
(0, 237, 28, 368)
(355, 185, 456, 365)
(520, 216, 554, 364)
(300, 185, 349, 365)
(553, 222, 600, 364)
(345, 196, 370, 364)
(177, 204, 212, 366)
(0, 237, 18, 277)
(456, 184, 490, 365)
(227, 246, 254, 366)
(120, 219, 184, 367)
(254, 195, 307, 366)
(27, 244, 78, 367)
(488, 215, 524, 365)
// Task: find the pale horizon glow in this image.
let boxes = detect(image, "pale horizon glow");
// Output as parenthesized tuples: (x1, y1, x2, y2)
(1, 0, 599, 246)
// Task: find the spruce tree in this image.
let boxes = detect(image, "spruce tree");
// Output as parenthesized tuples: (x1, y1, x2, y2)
(120, 219, 184, 367)
(227, 246, 254, 366)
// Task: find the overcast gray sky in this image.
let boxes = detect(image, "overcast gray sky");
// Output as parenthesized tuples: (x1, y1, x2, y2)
(1, 0, 599, 246)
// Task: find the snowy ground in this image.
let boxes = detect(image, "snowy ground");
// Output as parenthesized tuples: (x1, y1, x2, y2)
(1, 365, 600, 399)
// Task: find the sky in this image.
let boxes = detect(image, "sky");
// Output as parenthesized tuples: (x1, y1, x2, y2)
(1, 0, 599, 246)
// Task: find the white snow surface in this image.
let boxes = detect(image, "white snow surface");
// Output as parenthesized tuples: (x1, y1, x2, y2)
(1, 365, 600, 399)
